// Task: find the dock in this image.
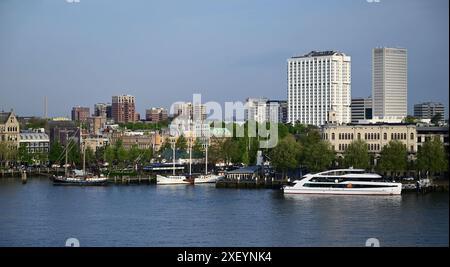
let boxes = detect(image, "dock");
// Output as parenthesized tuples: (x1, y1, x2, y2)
(216, 178, 289, 189)
(108, 176, 156, 185)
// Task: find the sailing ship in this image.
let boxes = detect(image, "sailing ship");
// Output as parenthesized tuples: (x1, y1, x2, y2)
(156, 136, 194, 185)
(51, 131, 108, 186)
(194, 137, 223, 184)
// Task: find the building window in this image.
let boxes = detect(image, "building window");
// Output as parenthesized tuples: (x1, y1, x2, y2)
(410, 133, 414, 140)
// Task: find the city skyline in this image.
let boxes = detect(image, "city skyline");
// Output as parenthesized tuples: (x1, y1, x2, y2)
(0, 0, 448, 118)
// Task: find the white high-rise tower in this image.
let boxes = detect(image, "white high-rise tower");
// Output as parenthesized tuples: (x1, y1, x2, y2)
(372, 47, 408, 120)
(287, 51, 351, 126)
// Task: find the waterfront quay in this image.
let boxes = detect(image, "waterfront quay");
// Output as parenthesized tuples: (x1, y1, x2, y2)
(4, 166, 447, 193)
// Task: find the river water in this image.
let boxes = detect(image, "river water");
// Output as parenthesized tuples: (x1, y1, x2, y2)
(0, 177, 448, 247)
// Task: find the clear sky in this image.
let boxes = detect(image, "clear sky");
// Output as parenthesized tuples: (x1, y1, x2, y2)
(0, 0, 448, 118)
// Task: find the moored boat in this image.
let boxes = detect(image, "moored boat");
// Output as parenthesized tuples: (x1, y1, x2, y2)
(156, 174, 194, 185)
(283, 169, 402, 195)
(52, 172, 108, 186)
(194, 174, 224, 184)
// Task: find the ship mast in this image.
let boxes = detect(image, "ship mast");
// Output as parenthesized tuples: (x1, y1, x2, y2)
(65, 132, 68, 177)
(203, 137, 209, 175)
(80, 123, 85, 175)
(188, 121, 193, 177)
(170, 137, 176, 176)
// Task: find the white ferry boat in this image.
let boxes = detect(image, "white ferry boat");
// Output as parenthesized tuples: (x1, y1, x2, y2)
(283, 169, 402, 195)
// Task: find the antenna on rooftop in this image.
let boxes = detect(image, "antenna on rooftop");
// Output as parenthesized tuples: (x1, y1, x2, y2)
(44, 96, 48, 119)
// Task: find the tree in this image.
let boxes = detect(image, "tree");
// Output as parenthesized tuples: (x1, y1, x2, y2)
(35, 152, 48, 166)
(128, 145, 141, 163)
(18, 144, 33, 165)
(222, 138, 241, 165)
(24, 117, 48, 130)
(95, 146, 106, 162)
(67, 140, 81, 167)
(248, 137, 259, 165)
(302, 140, 334, 173)
(192, 139, 204, 158)
(140, 148, 153, 164)
(0, 142, 17, 167)
(104, 145, 115, 166)
(49, 141, 63, 163)
(277, 123, 289, 140)
(403, 116, 418, 124)
(416, 137, 448, 177)
(84, 147, 95, 166)
(298, 126, 321, 145)
(176, 135, 187, 152)
(270, 135, 301, 178)
(431, 113, 443, 125)
(377, 140, 408, 177)
(116, 145, 128, 167)
(286, 123, 308, 136)
(343, 140, 370, 169)
(208, 138, 226, 165)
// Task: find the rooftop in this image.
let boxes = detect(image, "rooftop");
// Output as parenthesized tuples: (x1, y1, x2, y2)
(19, 132, 49, 141)
(291, 50, 345, 59)
(227, 166, 261, 174)
(0, 112, 13, 124)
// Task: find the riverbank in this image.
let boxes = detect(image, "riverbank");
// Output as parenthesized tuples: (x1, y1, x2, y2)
(0, 178, 448, 246)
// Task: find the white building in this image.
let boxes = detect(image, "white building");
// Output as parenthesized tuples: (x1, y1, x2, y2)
(288, 51, 351, 126)
(245, 98, 288, 124)
(372, 47, 408, 120)
(172, 102, 207, 121)
(19, 129, 50, 154)
(245, 97, 269, 123)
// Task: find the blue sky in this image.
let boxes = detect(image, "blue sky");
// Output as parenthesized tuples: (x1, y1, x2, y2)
(0, 0, 448, 118)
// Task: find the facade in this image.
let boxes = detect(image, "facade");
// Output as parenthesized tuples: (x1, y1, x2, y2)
(48, 120, 79, 146)
(71, 106, 90, 122)
(0, 112, 20, 150)
(172, 102, 207, 121)
(321, 123, 417, 155)
(245, 98, 288, 124)
(372, 47, 408, 120)
(416, 126, 449, 150)
(106, 104, 112, 119)
(87, 116, 106, 135)
(112, 95, 136, 123)
(351, 97, 373, 123)
(288, 51, 351, 126)
(268, 100, 288, 124)
(94, 103, 108, 118)
(83, 136, 109, 152)
(19, 129, 50, 154)
(245, 97, 269, 123)
(414, 102, 445, 121)
(146, 108, 168, 122)
(110, 131, 155, 150)
(225, 166, 261, 181)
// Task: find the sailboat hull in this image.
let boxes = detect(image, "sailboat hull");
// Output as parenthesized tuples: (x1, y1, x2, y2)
(51, 176, 109, 186)
(194, 175, 224, 184)
(156, 175, 193, 185)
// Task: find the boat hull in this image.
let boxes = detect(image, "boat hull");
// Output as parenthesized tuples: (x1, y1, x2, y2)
(51, 177, 108, 186)
(194, 175, 224, 184)
(283, 185, 402, 195)
(156, 175, 193, 185)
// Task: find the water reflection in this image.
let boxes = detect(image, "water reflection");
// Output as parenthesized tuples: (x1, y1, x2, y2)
(0, 178, 447, 246)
